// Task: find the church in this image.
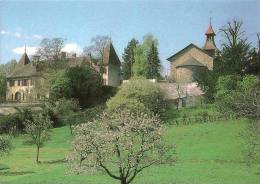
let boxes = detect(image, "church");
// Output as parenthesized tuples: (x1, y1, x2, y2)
(167, 23, 218, 83)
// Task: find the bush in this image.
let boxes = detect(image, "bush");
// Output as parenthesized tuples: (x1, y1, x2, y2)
(107, 77, 166, 115)
(107, 97, 149, 114)
(0, 108, 34, 134)
(0, 136, 12, 156)
(215, 75, 260, 119)
(82, 105, 105, 123)
(215, 75, 241, 99)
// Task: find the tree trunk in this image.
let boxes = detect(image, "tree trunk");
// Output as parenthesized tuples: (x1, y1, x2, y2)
(36, 145, 40, 163)
(69, 123, 73, 135)
(120, 178, 127, 184)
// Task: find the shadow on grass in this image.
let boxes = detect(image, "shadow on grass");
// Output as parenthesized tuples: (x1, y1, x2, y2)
(0, 164, 10, 171)
(41, 158, 67, 164)
(0, 171, 34, 176)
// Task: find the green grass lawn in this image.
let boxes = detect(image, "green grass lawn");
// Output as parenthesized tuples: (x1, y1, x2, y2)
(0, 118, 259, 184)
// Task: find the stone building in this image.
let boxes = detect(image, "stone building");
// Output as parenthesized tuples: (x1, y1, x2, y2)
(5, 51, 43, 102)
(66, 42, 121, 87)
(5, 42, 121, 103)
(167, 23, 218, 83)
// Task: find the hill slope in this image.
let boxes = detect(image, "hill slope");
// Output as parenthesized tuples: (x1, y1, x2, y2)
(0, 120, 259, 184)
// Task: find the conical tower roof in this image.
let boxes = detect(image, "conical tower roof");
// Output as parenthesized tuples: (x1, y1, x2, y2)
(19, 52, 31, 65)
(205, 25, 215, 35)
(203, 21, 218, 57)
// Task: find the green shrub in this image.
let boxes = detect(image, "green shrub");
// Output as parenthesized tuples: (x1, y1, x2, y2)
(107, 97, 149, 114)
(107, 77, 165, 115)
(0, 136, 12, 156)
(82, 105, 105, 123)
(0, 108, 34, 134)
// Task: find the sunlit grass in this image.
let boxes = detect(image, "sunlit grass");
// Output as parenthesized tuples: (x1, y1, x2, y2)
(0, 113, 259, 184)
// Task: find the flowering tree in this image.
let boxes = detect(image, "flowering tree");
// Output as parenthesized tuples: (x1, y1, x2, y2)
(24, 113, 53, 163)
(69, 110, 175, 184)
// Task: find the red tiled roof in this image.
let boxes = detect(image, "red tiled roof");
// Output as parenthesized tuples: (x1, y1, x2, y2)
(205, 25, 215, 35)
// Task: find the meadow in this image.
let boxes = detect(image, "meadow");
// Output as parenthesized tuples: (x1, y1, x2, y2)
(1, 112, 259, 184)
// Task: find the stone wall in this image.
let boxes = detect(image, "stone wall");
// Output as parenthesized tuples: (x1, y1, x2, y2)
(170, 46, 213, 83)
(0, 102, 42, 115)
(107, 63, 121, 87)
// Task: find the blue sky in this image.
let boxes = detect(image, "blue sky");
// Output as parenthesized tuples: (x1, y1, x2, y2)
(0, 0, 260, 73)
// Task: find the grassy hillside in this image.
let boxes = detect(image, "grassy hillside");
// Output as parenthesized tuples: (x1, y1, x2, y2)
(0, 119, 259, 184)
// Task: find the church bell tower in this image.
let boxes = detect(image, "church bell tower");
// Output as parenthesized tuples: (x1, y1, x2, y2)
(203, 19, 218, 57)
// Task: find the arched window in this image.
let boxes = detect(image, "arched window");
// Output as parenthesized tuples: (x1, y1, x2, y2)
(15, 92, 21, 101)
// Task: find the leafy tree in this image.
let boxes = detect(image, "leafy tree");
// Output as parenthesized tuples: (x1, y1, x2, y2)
(133, 35, 159, 78)
(69, 110, 175, 184)
(49, 69, 72, 99)
(24, 113, 53, 163)
(146, 42, 161, 79)
(0, 59, 17, 75)
(245, 33, 260, 74)
(107, 77, 165, 115)
(219, 20, 250, 75)
(50, 65, 102, 107)
(0, 136, 12, 156)
(133, 45, 147, 76)
(0, 72, 6, 103)
(122, 39, 139, 80)
(215, 75, 260, 120)
(52, 98, 81, 135)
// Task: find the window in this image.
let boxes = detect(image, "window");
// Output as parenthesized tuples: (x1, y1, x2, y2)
(102, 79, 107, 85)
(30, 79, 33, 86)
(9, 80, 15, 87)
(18, 80, 21, 86)
(22, 79, 28, 86)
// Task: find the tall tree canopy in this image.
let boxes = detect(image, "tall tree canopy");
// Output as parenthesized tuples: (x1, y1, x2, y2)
(219, 20, 250, 75)
(50, 65, 102, 107)
(36, 38, 65, 61)
(121, 39, 139, 80)
(0, 59, 17, 75)
(133, 35, 161, 79)
(0, 73, 6, 103)
(0, 59, 17, 103)
(146, 42, 161, 79)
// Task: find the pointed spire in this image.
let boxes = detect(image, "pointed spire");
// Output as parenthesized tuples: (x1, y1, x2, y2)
(203, 19, 218, 57)
(205, 17, 215, 35)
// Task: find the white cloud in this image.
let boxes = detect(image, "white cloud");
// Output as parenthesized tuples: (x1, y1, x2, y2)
(0, 30, 10, 35)
(12, 46, 38, 55)
(1, 29, 43, 40)
(62, 43, 82, 54)
(32, 34, 43, 40)
(14, 32, 21, 38)
(12, 43, 82, 56)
